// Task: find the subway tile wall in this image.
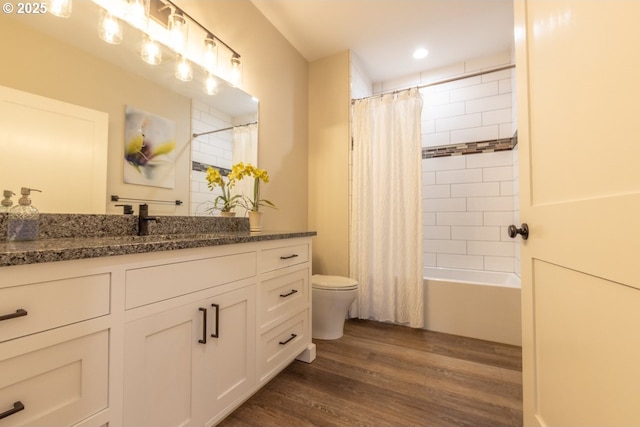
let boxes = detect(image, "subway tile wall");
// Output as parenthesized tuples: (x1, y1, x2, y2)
(190, 100, 235, 216)
(423, 151, 516, 272)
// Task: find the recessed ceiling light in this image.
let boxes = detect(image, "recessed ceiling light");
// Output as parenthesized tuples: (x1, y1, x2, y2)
(413, 47, 429, 59)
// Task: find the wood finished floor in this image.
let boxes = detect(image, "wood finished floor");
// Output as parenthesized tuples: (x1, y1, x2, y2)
(219, 319, 523, 427)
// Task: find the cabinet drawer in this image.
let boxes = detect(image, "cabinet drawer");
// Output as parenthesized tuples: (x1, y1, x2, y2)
(0, 275, 110, 343)
(259, 309, 309, 382)
(0, 330, 108, 427)
(260, 268, 309, 330)
(125, 251, 256, 309)
(260, 243, 309, 273)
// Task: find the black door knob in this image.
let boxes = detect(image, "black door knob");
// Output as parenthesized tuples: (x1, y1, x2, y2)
(508, 223, 529, 240)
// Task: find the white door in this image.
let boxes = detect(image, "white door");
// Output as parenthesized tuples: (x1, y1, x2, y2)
(0, 85, 108, 214)
(515, 1, 640, 426)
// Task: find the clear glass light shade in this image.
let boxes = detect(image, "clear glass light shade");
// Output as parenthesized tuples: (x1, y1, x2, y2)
(175, 55, 193, 81)
(126, 0, 149, 30)
(202, 36, 218, 73)
(205, 74, 219, 95)
(98, 10, 123, 45)
(47, 0, 72, 18)
(141, 35, 162, 65)
(230, 56, 242, 87)
(168, 13, 188, 53)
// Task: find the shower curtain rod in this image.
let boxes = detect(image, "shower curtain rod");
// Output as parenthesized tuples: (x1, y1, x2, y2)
(192, 121, 258, 138)
(351, 64, 516, 104)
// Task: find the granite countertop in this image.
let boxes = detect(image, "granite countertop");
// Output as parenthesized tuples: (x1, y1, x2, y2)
(0, 230, 317, 267)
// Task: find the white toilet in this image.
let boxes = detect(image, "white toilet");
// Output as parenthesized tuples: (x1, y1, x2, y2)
(311, 274, 359, 340)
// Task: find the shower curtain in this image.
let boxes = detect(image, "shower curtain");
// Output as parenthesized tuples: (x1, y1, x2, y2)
(232, 123, 258, 215)
(350, 88, 424, 328)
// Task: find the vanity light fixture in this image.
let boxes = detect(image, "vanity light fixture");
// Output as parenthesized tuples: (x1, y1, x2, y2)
(98, 9, 123, 45)
(168, 11, 188, 52)
(47, 0, 72, 18)
(205, 73, 219, 95)
(51, 0, 244, 92)
(175, 55, 193, 81)
(230, 55, 242, 87)
(202, 35, 218, 73)
(141, 34, 162, 65)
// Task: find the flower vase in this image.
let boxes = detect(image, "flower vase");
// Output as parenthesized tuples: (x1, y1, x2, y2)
(249, 211, 263, 232)
(220, 211, 236, 218)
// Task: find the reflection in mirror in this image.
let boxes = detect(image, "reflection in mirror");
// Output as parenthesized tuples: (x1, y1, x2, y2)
(1, 0, 258, 216)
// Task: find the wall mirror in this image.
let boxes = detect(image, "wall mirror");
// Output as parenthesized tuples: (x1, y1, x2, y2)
(1, 0, 258, 216)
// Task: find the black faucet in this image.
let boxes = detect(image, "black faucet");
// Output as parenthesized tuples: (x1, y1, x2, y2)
(138, 204, 158, 236)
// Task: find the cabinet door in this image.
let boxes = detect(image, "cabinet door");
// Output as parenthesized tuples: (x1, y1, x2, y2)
(123, 303, 202, 427)
(198, 285, 256, 426)
(124, 284, 257, 427)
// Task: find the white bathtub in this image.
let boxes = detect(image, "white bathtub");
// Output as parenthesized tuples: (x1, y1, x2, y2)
(423, 267, 522, 346)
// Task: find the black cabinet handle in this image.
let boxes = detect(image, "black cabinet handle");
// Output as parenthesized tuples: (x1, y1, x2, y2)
(279, 333, 297, 346)
(210, 303, 220, 338)
(280, 254, 299, 260)
(0, 309, 27, 322)
(198, 308, 207, 344)
(0, 401, 25, 420)
(279, 289, 298, 298)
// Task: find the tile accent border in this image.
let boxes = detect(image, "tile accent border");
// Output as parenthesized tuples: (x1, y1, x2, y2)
(423, 134, 518, 159)
(192, 161, 231, 175)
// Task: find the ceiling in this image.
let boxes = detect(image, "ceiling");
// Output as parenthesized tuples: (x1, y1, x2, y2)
(250, 0, 515, 83)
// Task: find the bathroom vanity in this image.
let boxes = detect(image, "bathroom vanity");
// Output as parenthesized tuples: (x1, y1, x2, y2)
(0, 221, 315, 427)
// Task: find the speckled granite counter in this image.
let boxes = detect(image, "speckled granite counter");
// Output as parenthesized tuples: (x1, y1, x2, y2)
(0, 230, 316, 267)
(0, 213, 316, 267)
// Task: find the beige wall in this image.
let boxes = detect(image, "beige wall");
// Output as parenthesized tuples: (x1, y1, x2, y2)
(308, 51, 351, 275)
(177, 0, 310, 231)
(0, 2, 309, 228)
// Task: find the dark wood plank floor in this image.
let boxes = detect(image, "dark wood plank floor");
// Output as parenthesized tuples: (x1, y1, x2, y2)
(219, 319, 523, 427)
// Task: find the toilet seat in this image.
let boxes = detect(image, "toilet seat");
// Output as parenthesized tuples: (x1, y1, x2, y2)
(312, 274, 358, 291)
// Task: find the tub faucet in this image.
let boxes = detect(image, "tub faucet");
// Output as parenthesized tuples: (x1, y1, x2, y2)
(138, 204, 158, 236)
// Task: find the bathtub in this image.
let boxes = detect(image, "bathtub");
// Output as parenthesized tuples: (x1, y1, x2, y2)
(423, 267, 522, 346)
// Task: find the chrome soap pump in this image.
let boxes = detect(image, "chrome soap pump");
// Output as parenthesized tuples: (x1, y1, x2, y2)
(0, 190, 15, 213)
(7, 187, 42, 241)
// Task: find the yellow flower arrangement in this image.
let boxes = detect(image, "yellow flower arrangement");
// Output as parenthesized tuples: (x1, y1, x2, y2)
(205, 166, 242, 213)
(230, 162, 276, 212)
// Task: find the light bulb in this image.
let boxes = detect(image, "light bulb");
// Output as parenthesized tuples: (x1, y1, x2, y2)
(98, 10, 123, 45)
(127, 0, 149, 30)
(47, 0, 71, 18)
(205, 73, 218, 95)
(175, 55, 192, 81)
(168, 13, 188, 53)
(203, 35, 218, 73)
(230, 56, 242, 87)
(141, 35, 161, 65)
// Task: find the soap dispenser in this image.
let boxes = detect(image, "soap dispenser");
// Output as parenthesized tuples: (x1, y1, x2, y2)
(0, 190, 15, 213)
(7, 187, 42, 241)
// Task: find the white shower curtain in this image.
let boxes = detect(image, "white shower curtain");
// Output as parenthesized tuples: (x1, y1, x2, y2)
(350, 88, 424, 328)
(232, 124, 258, 215)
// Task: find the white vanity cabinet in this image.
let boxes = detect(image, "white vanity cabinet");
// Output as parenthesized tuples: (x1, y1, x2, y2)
(123, 283, 256, 427)
(0, 262, 113, 427)
(256, 241, 312, 383)
(0, 235, 314, 427)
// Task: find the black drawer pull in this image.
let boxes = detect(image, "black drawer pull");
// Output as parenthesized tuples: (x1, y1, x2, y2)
(198, 308, 207, 344)
(0, 401, 25, 420)
(0, 309, 28, 322)
(210, 303, 220, 338)
(279, 333, 297, 346)
(280, 254, 299, 260)
(279, 289, 298, 298)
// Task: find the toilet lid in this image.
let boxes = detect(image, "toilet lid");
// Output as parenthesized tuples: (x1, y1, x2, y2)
(312, 274, 359, 291)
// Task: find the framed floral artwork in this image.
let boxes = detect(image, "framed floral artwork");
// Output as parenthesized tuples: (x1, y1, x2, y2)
(124, 105, 176, 189)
